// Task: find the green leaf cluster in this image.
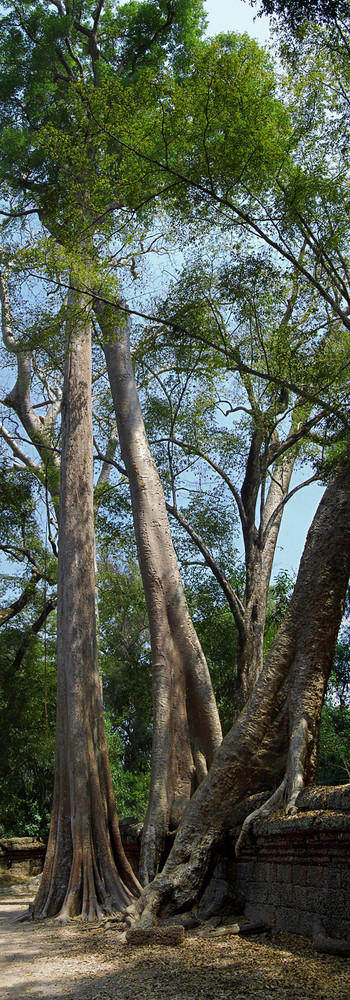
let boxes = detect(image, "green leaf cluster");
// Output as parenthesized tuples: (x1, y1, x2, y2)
(0, 621, 56, 838)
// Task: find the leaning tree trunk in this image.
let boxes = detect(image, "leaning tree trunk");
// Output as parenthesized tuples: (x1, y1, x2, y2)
(32, 291, 140, 921)
(124, 458, 350, 927)
(97, 302, 222, 885)
(237, 450, 295, 707)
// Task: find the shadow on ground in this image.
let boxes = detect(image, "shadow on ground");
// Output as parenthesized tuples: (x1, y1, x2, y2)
(1, 893, 349, 1000)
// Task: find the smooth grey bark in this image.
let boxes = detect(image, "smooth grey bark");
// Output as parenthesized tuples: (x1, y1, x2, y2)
(97, 303, 222, 885)
(32, 291, 140, 920)
(124, 458, 350, 926)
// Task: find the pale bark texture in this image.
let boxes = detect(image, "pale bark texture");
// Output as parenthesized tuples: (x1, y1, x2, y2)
(123, 459, 350, 927)
(32, 292, 140, 920)
(97, 303, 222, 885)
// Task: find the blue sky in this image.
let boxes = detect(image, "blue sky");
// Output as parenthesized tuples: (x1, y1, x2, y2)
(204, 0, 271, 41)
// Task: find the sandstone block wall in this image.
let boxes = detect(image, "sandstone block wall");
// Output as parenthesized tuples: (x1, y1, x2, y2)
(0, 837, 46, 877)
(231, 786, 350, 939)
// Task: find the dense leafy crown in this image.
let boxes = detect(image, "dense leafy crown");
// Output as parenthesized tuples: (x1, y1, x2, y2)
(255, 0, 350, 30)
(0, 0, 206, 228)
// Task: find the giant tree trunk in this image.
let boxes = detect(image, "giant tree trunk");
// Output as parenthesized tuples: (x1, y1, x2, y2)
(32, 292, 140, 920)
(124, 458, 350, 927)
(98, 303, 222, 885)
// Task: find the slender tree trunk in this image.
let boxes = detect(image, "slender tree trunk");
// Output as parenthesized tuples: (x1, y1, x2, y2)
(237, 452, 295, 706)
(124, 458, 350, 927)
(32, 291, 140, 921)
(98, 303, 222, 885)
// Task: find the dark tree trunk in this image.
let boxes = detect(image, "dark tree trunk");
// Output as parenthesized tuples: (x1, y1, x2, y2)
(237, 447, 295, 707)
(32, 292, 140, 921)
(97, 303, 222, 885)
(124, 459, 350, 927)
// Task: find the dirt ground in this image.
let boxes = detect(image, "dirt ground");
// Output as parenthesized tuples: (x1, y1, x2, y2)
(1, 879, 350, 1000)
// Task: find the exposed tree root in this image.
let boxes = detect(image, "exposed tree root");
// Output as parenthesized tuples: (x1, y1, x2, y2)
(120, 463, 350, 930)
(235, 780, 287, 855)
(235, 713, 317, 854)
(313, 919, 350, 957)
(215, 920, 271, 937)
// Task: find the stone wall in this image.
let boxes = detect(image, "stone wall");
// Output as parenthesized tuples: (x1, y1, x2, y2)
(2, 786, 349, 941)
(119, 787, 350, 940)
(0, 837, 46, 878)
(230, 785, 350, 939)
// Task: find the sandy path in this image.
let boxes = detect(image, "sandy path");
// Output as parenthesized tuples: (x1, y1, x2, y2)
(1, 889, 350, 1000)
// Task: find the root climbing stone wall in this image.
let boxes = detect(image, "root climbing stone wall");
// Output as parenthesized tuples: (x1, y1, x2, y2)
(231, 785, 350, 939)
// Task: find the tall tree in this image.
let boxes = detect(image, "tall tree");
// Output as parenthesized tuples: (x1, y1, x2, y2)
(32, 288, 141, 919)
(97, 301, 222, 884)
(125, 454, 350, 927)
(138, 256, 328, 706)
(113, 16, 350, 923)
(0, 242, 141, 915)
(95, 21, 350, 712)
(0, 0, 220, 913)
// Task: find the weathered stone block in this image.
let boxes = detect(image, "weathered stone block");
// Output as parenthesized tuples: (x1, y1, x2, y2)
(244, 902, 275, 926)
(291, 863, 308, 886)
(307, 865, 322, 888)
(278, 863, 293, 884)
(228, 785, 350, 941)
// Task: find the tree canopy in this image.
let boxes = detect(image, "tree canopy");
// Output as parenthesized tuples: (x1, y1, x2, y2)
(0, 0, 350, 924)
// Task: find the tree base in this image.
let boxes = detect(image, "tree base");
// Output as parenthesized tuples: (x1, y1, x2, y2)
(313, 919, 350, 957)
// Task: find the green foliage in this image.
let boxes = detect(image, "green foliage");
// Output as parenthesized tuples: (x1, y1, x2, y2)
(0, 461, 37, 550)
(174, 33, 289, 194)
(318, 702, 350, 785)
(0, 621, 56, 838)
(104, 714, 151, 821)
(2, 0, 350, 842)
(95, 480, 136, 559)
(99, 558, 153, 775)
(109, 30, 291, 221)
(0, 0, 208, 238)
(255, 0, 350, 32)
(186, 573, 242, 732)
(264, 570, 295, 656)
(331, 630, 350, 707)
(112, 0, 206, 75)
(0, 456, 57, 838)
(98, 558, 152, 820)
(185, 570, 295, 732)
(318, 625, 350, 784)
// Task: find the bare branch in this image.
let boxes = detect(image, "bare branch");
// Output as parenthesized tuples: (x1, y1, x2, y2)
(0, 422, 42, 478)
(166, 501, 246, 634)
(11, 595, 57, 673)
(93, 436, 126, 478)
(0, 568, 43, 627)
(95, 423, 118, 490)
(262, 472, 320, 546)
(171, 435, 248, 532)
(18, 270, 350, 426)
